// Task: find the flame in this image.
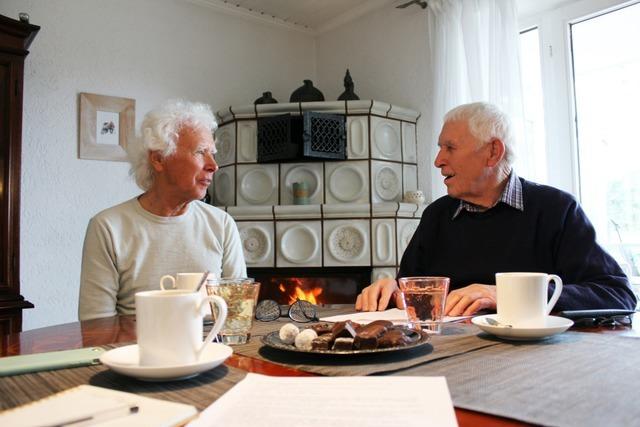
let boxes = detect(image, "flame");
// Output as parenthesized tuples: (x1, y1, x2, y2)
(278, 278, 323, 305)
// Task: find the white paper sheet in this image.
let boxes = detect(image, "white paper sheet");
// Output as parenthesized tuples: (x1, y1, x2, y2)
(319, 308, 470, 325)
(189, 374, 457, 427)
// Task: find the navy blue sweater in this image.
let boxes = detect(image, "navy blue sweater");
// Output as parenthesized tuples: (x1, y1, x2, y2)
(398, 178, 637, 311)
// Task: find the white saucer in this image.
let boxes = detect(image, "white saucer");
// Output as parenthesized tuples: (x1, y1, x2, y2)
(472, 314, 574, 341)
(100, 343, 232, 381)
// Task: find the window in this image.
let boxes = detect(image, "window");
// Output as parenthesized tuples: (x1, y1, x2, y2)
(519, 0, 640, 283)
(571, 2, 640, 278)
(518, 27, 548, 184)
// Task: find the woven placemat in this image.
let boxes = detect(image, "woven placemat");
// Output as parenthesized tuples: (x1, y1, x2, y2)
(393, 332, 640, 427)
(0, 343, 247, 411)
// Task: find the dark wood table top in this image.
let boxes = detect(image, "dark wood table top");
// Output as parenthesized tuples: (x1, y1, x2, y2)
(1, 313, 637, 426)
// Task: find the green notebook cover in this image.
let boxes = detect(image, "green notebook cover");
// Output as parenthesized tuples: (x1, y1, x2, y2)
(0, 347, 105, 376)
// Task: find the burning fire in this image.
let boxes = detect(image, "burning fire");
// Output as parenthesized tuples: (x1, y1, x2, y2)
(278, 278, 323, 305)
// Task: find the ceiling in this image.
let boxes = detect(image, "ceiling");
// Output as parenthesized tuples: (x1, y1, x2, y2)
(194, 0, 573, 34)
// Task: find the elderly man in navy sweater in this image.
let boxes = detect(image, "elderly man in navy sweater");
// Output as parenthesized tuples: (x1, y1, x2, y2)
(356, 102, 637, 316)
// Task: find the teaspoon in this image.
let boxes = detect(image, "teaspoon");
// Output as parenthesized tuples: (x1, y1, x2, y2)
(485, 317, 512, 328)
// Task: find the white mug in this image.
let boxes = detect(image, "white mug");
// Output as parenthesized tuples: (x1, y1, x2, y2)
(160, 272, 211, 292)
(135, 289, 227, 366)
(495, 272, 563, 328)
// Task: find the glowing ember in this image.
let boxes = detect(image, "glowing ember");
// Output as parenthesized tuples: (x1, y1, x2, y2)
(279, 278, 323, 305)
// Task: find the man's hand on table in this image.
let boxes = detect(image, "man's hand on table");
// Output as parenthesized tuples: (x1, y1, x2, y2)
(444, 284, 496, 316)
(356, 279, 497, 316)
(355, 278, 405, 311)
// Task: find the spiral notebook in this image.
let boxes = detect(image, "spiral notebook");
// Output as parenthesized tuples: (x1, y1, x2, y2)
(0, 385, 197, 427)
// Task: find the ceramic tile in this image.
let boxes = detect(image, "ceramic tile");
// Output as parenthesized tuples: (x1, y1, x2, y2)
(237, 221, 274, 267)
(396, 219, 419, 260)
(279, 163, 323, 205)
(323, 219, 370, 267)
(371, 161, 402, 203)
(346, 116, 369, 159)
(372, 219, 396, 266)
(324, 161, 369, 204)
(236, 164, 279, 206)
(236, 120, 257, 163)
(214, 123, 235, 167)
(370, 117, 401, 161)
(402, 122, 417, 163)
(276, 221, 322, 267)
(212, 166, 235, 206)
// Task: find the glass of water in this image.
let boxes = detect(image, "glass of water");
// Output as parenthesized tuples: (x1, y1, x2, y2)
(206, 278, 260, 345)
(398, 276, 450, 333)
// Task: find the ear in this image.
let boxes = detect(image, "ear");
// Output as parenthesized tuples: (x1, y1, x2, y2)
(149, 150, 164, 172)
(486, 138, 506, 167)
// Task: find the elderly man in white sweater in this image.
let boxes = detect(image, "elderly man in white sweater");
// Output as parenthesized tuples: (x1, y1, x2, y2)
(79, 99, 246, 320)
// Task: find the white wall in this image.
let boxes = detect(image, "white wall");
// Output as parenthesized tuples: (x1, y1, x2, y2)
(315, 8, 432, 199)
(0, 0, 316, 330)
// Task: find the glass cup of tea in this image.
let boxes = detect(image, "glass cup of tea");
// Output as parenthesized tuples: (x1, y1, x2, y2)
(398, 276, 450, 334)
(205, 278, 260, 345)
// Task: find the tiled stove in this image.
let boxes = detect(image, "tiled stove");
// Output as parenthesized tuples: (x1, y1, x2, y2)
(209, 100, 423, 301)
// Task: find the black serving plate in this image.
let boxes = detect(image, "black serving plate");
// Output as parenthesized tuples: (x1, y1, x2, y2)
(261, 328, 430, 355)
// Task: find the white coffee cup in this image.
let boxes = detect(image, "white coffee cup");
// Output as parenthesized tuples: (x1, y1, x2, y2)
(160, 272, 212, 291)
(495, 272, 563, 328)
(135, 289, 227, 366)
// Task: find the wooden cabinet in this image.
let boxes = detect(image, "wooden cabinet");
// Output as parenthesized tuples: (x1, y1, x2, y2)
(0, 14, 39, 335)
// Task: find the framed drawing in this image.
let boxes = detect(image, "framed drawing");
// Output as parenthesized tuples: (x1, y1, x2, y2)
(79, 93, 135, 161)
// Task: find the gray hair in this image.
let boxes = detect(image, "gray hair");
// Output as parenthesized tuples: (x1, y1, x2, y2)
(444, 102, 515, 165)
(129, 99, 218, 190)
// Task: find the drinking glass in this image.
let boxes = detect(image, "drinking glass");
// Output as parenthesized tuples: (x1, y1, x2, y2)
(398, 276, 450, 333)
(205, 278, 260, 345)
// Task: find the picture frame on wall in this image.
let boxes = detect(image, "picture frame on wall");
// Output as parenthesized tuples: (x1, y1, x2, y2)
(79, 92, 135, 161)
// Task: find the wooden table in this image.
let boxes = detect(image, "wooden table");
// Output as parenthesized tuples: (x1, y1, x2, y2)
(1, 314, 637, 426)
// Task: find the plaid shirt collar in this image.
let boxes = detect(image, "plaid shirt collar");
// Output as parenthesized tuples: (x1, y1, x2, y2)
(452, 171, 523, 219)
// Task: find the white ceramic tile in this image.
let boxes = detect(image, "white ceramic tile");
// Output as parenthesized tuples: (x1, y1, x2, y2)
(402, 122, 417, 163)
(276, 221, 322, 267)
(397, 219, 419, 261)
(213, 166, 235, 206)
(346, 117, 369, 159)
(214, 123, 235, 167)
(371, 161, 402, 203)
(388, 105, 420, 122)
(236, 120, 257, 163)
(236, 164, 278, 206)
(372, 267, 397, 282)
(323, 203, 370, 219)
(274, 205, 321, 220)
(369, 101, 391, 117)
(227, 206, 274, 221)
(323, 220, 370, 267)
(372, 219, 396, 266)
(280, 163, 323, 205)
(370, 116, 401, 161)
(237, 221, 274, 267)
(324, 161, 369, 204)
(403, 164, 418, 194)
(300, 101, 346, 114)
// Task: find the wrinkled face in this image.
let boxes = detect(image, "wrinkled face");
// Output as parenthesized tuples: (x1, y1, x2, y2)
(434, 120, 493, 202)
(155, 126, 218, 203)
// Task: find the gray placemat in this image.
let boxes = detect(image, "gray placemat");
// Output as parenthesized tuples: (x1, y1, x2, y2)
(0, 344, 248, 411)
(392, 332, 640, 427)
(235, 320, 502, 376)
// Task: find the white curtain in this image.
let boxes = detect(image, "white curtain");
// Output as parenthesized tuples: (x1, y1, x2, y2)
(426, 0, 529, 200)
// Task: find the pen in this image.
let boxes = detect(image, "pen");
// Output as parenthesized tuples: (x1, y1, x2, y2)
(43, 403, 139, 427)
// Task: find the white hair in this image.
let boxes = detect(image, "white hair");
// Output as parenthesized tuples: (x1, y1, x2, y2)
(128, 99, 218, 190)
(444, 102, 515, 165)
